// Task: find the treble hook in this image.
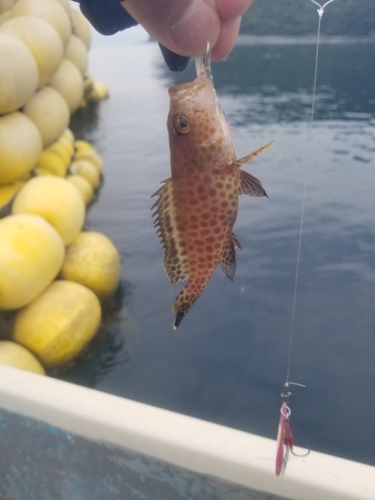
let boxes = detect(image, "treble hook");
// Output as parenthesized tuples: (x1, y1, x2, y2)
(310, 0, 335, 17)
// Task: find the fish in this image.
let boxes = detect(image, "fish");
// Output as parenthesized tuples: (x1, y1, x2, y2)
(152, 49, 273, 329)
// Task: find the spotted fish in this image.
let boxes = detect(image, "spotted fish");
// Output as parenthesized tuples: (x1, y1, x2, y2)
(152, 51, 273, 329)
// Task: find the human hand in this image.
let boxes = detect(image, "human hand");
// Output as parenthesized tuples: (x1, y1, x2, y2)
(121, 0, 253, 61)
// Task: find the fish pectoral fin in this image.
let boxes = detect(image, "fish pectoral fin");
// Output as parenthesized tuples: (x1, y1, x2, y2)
(234, 141, 274, 168)
(234, 142, 273, 198)
(239, 170, 268, 198)
(152, 179, 188, 285)
(219, 236, 237, 282)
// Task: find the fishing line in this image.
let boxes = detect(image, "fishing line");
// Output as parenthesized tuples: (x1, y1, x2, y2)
(310, 0, 335, 135)
(276, 0, 336, 476)
(284, 0, 335, 389)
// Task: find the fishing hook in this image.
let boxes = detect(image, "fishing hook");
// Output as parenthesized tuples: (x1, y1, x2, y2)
(290, 446, 311, 458)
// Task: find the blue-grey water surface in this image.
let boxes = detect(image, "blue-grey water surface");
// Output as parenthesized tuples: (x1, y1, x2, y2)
(61, 33, 375, 467)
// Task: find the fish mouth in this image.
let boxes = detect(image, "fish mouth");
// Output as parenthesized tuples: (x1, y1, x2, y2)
(168, 74, 207, 99)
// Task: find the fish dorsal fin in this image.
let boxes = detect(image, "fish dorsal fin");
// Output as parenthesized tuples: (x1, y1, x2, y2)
(234, 141, 275, 169)
(219, 234, 239, 281)
(152, 179, 188, 285)
(239, 170, 268, 198)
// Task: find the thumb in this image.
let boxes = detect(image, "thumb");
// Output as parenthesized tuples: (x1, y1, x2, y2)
(121, 0, 220, 57)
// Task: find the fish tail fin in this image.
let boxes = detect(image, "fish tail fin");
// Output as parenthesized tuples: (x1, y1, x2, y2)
(172, 277, 209, 329)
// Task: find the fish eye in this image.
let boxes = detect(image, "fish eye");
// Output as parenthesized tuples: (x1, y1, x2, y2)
(175, 115, 190, 134)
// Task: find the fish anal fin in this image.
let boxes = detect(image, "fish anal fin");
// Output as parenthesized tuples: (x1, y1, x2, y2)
(232, 233, 241, 250)
(219, 236, 237, 282)
(239, 170, 268, 198)
(151, 179, 188, 285)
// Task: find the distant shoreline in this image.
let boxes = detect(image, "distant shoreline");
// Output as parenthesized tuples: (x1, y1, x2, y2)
(236, 35, 375, 45)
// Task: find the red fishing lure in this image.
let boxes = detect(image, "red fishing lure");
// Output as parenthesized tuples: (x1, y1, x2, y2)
(275, 402, 294, 476)
(275, 383, 309, 476)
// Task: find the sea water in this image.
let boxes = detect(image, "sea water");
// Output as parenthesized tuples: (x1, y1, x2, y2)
(61, 31, 375, 466)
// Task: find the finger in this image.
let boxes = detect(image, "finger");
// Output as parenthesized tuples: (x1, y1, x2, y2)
(211, 16, 241, 61)
(216, 0, 253, 21)
(121, 0, 220, 57)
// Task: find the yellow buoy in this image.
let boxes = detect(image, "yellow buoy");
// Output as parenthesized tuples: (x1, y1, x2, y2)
(13, 280, 101, 369)
(78, 97, 88, 109)
(49, 59, 84, 113)
(18, 171, 32, 182)
(58, 136, 74, 158)
(0, 12, 11, 26)
(0, 213, 65, 310)
(66, 175, 94, 205)
(64, 34, 88, 76)
(23, 86, 70, 149)
(34, 168, 53, 177)
(0, 16, 64, 88)
(0, 112, 42, 185)
(46, 137, 73, 166)
(87, 80, 110, 102)
(0, 181, 23, 209)
(70, 8, 91, 49)
(12, 176, 85, 246)
(70, 160, 101, 189)
(73, 149, 103, 173)
(10, 0, 72, 48)
(61, 232, 121, 301)
(36, 150, 67, 177)
(62, 128, 75, 144)
(0, 0, 16, 15)
(54, 0, 71, 13)
(0, 340, 45, 374)
(74, 139, 95, 152)
(83, 73, 94, 97)
(0, 33, 38, 115)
